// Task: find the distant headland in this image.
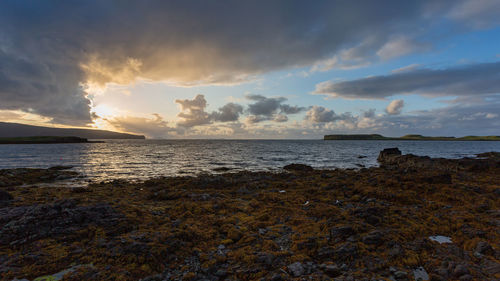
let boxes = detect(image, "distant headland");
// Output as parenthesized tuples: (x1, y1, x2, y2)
(324, 134, 500, 141)
(0, 136, 102, 144)
(0, 122, 145, 140)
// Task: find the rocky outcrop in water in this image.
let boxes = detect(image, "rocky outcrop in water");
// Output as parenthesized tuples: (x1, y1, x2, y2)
(377, 147, 500, 172)
(0, 167, 78, 187)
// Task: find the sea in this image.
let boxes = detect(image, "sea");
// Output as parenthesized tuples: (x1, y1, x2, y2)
(1, 139, 499, 182)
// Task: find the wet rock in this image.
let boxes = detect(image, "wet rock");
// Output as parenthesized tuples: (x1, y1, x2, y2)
(474, 241, 493, 256)
(362, 230, 385, 245)
(0, 199, 129, 245)
(481, 259, 500, 275)
(215, 269, 227, 277)
(333, 242, 358, 261)
(49, 165, 74, 170)
(377, 147, 401, 163)
(365, 215, 380, 225)
(324, 264, 341, 277)
(283, 164, 313, 172)
(388, 242, 403, 257)
(329, 225, 355, 240)
(452, 264, 469, 277)
(393, 270, 408, 280)
(0, 189, 13, 201)
(270, 273, 283, 281)
(413, 266, 429, 281)
(459, 275, 473, 281)
(476, 151, 500, 159)
(256, 252, 275, 267)
(70, 186, 90, 193)
(212, 167, 233, 172)
(288, 262, 305, 277)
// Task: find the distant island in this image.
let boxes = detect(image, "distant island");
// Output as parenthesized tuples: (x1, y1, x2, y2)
(324, 134, 500, 141)
(0, 136, 102, 144)
(0, 122, 145, 139)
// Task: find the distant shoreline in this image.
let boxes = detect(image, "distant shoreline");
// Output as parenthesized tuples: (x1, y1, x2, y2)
(324, 134, 500, 141)
(0, 136, 104, 144)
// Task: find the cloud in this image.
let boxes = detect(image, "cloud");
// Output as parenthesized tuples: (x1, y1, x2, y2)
(106, 114, 175, 138)
(386, 99, 404, 115)
(376, 36, 429, 60)
(311, 35, 428, 72)
(447, 0, 500, 28)
(391, 64, 422, 73)
(314, 61, 500, 99)
(2, 0, 491, 126)
(1, 1, 499, 126)
(211, 103, 244, 122)
(305, 106, 339, 123)
(176, 94, 244, 127)
(0, 50, 92, 125)
(245, 94, 306, 123)
(175, 95, 212, 127)
(246, 95, 287, 116)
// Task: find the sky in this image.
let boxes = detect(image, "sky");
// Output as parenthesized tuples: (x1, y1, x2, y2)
(0, 0, 499, 139)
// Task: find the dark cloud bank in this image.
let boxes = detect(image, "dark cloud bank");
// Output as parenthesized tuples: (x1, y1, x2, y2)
(315, 62, 500, 99)
(0, 0, 487, 125)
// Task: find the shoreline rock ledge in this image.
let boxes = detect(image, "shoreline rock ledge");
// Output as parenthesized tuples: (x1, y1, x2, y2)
(377, 147, 500, 171)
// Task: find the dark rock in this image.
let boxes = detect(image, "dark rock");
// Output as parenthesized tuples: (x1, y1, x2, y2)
(215, 269, 227, 277)
(0, 190, 13, 201)
(422, 173, 452, 184)
(70, 186, 90, 193)
(317, 246, 335, 259)
(388, 243, 403, 257)
(475, 241, 494, 256)
(212, 167, 233, 172)
(283, 164, 313, 172)
(394, 270, 408, 280)
(49, 165, 74, 170)
(459, 275, 473, 281)
(365, 215, 381, 225)
(476, 151, 500, 159)
(0, 199, 129, 245)
(377, 147, 401, 163)
(270, 273, 283, 281)
(330, 225, 355, 240)
(324, 264, 341, 277)
(256, 252, 275, 266)
(452, 264, 469, 277)
(288, 262, 305, 277)
(481, 259, 500, 275)
(333, 242, 358, 261)
(362, 230, 385, 245)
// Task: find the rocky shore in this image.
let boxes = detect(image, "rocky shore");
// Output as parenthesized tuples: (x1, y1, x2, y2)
(0, 149, 499, 280)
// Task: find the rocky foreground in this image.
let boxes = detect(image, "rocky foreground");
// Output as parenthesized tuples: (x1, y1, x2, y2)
(0, 149, 499, 281)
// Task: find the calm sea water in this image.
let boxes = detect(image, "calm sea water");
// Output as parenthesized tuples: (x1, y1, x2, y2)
(0, 139, 499, 182)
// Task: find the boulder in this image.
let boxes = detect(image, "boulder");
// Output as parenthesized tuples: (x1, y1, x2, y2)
(283, 164, 314, 172)
(377, 147, 401, 163)
(0, 190, 13, 201)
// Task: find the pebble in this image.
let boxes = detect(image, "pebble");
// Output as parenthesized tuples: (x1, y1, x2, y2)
(287, 262, 304, 277)
(429, 235, 452, 244)
(394, 270, 408, 280)
(413, 266, 429, 281)
(453, 264, 469, 277)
